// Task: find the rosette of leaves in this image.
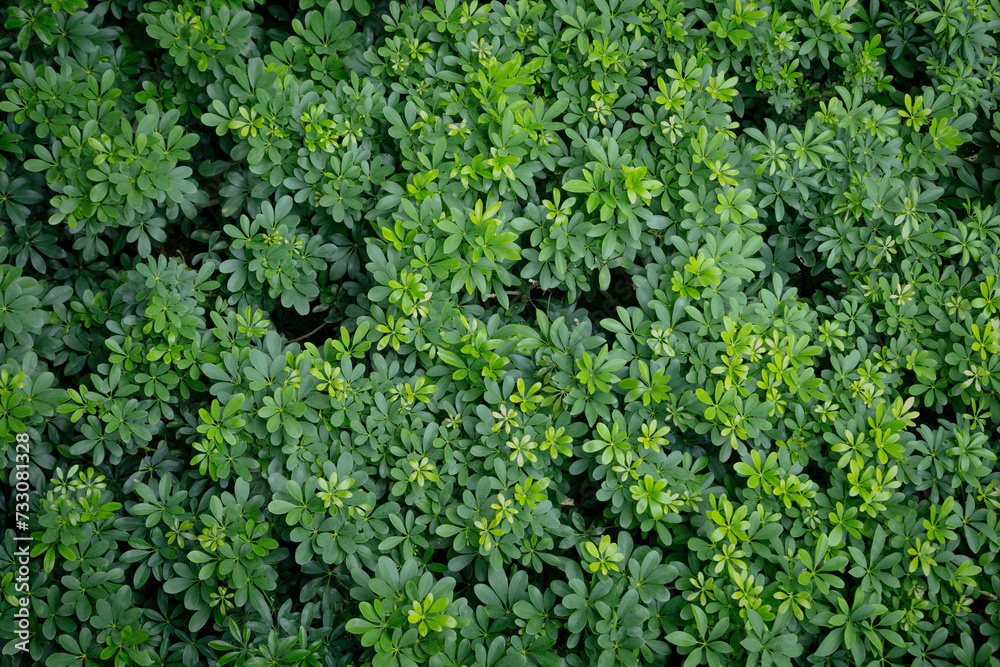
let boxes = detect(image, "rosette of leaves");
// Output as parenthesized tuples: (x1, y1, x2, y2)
(139, 1, 262, 89)
(20, 89, 204, 260)
(346, 556, 469, 665)
(218, 195, 337, 315)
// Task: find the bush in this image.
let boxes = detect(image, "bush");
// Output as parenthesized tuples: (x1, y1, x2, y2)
(3, 0, 1000, 665)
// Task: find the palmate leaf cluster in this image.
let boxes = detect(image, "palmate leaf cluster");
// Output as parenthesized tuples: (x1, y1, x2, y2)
(3, 0, 1000, 666)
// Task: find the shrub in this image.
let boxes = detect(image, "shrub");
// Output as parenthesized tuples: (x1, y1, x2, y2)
(3, 0, 1000, 666)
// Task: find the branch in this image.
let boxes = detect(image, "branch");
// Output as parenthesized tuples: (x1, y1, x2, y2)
(289, 322, 329, 343)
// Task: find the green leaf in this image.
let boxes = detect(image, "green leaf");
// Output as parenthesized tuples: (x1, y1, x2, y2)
(816, 627, 843, 656)
(666, 631, 698, 647)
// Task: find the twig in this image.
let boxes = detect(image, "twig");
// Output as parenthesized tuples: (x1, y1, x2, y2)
(290, 322, 329, 343)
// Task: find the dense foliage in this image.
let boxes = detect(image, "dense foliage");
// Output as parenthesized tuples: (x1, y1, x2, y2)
(4, 0, 1000, 665)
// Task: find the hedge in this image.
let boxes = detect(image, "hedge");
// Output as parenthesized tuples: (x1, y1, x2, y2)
(3, 0, 1000, 666)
